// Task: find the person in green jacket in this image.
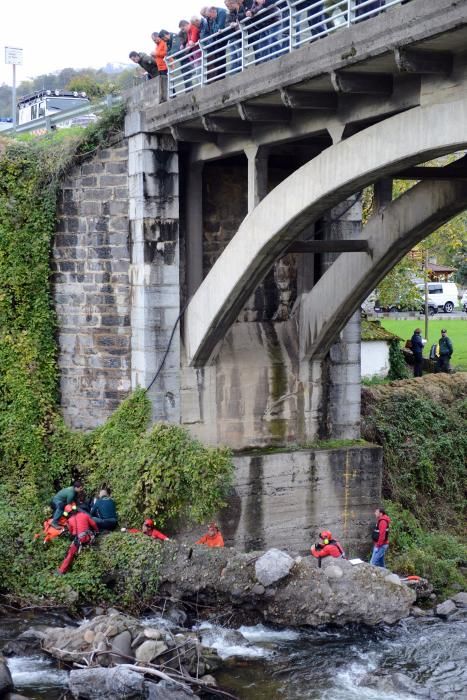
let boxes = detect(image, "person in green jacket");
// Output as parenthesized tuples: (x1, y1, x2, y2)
(50, 481, 84, 527)
(437, 328, 453, 373)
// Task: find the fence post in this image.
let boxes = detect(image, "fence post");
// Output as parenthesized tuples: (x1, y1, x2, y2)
(349, 0, 355, 26)
(200, 41, 207, 85)
(287, 0, 294, 51)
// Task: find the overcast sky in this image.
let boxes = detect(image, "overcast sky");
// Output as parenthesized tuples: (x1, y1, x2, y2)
(1, 0, 197, 86)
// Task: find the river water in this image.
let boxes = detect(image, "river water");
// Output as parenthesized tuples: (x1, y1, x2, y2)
(1, 611, 466, 699)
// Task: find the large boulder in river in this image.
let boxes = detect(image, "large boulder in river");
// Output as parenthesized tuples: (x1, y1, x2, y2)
(0, 655, 13, 695)
(69, 666, 144, 699)
(255, 549, 295, 587)
(157, 542, 416, 627)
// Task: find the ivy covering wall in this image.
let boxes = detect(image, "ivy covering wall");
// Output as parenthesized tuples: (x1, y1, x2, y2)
(0, 115, 233, 607)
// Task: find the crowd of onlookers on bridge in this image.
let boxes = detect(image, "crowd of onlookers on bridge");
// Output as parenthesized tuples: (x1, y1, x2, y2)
(129, 0, 396, 86)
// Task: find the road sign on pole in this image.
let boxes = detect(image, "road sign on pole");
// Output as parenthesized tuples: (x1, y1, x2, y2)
(5, 47, 23, 65)
(5, 47, 23, 130)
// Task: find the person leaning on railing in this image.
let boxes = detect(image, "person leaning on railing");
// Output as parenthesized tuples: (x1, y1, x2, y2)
(245, 0, 277, 64)
(200, 6, 228, 80)
(225, 0, 246, 72)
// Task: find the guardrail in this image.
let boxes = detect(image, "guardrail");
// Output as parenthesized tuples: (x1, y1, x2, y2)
(168, 0, 405, 98)
(1, 94, 122, 136)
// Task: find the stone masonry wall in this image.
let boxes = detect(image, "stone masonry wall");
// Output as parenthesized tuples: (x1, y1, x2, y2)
(53, 141, 131, 429)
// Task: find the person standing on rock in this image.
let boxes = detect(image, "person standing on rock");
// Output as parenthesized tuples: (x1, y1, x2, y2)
(311, 530, 345, 565)
(56, 506, 99, 575)
(196, 522, 224, 547)
(370, 507, 391, 568)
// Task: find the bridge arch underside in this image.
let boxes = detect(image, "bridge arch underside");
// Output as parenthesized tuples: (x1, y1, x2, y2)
(185, 96, 467, 367)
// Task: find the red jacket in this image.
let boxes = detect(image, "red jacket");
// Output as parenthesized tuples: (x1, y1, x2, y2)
(149, 528, 169, 541)
(311, 540, 345, 559)
(187, 23, 200, 46)
(375, 514, 390, 547)
(68, 512, 98, 537)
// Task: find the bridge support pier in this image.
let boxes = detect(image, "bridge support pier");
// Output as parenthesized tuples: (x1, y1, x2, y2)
(320, 195, 363, 439)
(127, 130, 181, 422)
(245, 146, 269, 213)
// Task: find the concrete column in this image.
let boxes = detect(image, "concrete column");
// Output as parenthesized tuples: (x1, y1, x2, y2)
(186, 161, 204, 298)
(245, 146, 269, 213)
(320, 195, 362, 439)
(127, 131, 180, 423)
(374, 178, 393, 212)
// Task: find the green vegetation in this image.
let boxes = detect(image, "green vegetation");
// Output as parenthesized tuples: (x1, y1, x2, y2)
(363, 390, 467, 595)
(0, 119, 233, 609)
(381, 319, 467, 370)
(385, 502, 467, 597)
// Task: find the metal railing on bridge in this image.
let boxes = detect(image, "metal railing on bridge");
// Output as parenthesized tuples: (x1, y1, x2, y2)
(168, 0, 405, 98)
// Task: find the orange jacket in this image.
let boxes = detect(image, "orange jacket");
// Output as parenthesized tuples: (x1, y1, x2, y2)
(196, 531, 224, 547)
(155, 40, 168, 71)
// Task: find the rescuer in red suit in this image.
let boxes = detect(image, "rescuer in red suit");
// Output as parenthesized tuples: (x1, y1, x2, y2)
(311, 530, 346, 563)
(56, 506, 99, 574)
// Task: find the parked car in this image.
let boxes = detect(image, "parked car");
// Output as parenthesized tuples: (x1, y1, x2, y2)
(417, 282, 459, 314)
(374, 300, 420, 313)
(461, 290, 467, 313)
(420, 302, 438, 316)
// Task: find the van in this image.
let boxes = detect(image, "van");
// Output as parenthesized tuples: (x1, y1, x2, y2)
(418, 282, 459, 313)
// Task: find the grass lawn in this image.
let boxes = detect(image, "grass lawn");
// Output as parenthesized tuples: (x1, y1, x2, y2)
(380, 318, 467, 371)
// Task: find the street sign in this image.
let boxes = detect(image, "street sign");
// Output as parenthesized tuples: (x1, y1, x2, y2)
(5, 47, 23, 65)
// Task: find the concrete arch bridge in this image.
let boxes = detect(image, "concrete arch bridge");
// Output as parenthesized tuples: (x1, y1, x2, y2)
(52, 0, 467, 551)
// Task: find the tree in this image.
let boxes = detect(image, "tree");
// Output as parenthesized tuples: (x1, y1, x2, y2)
(66, 75, 107, 100)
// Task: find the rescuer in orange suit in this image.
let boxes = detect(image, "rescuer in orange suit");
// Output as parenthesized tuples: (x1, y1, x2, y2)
(196, 522, 225, 548)
(311, 530, 346, 560)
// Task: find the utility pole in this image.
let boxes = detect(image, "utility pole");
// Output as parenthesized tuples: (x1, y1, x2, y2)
(424, 249, 429, 342)
(4, 47, 23, 131)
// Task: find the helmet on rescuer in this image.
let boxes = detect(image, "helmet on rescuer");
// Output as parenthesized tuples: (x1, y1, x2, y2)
(143, 518, 154, 527)
(319, 530, 332, 543)
(63, 504, 77, 516)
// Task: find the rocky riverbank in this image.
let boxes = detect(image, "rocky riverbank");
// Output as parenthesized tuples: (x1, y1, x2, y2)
(154, 544, 415, 628)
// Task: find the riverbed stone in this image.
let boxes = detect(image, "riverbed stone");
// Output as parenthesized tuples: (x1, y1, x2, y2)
(255, 549, 295, 587)
(135, 640, 168, 663)
(144, 627, 163, 640)
(83, 630, 95, 644)
(324, 565, 344, 580)
(435, 599, 457, 618)
(144, 679, 198, 699)
(0, 655, 13, 696)
(111, 630, 133, 663)
(452, 592, 467, 608)
(69, 666, 144, 699)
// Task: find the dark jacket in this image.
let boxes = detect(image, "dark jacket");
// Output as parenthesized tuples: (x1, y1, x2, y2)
(91, 497, 117, 521)
(247, 0, 277, 30)
(200, 9, 227, 39)
(226, 7, 247, 27)
(439, 335, 453, 357)
(411, 332, 424, 357)
(138, 53, 158, 78)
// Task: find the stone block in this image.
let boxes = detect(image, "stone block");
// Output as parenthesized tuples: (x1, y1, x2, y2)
(255, 549, 295, 587)
(134, 640, 168, 664)
(435, 599, 457, 618)
(100, 175, 128, 188)
(452, 592, 467, 607)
